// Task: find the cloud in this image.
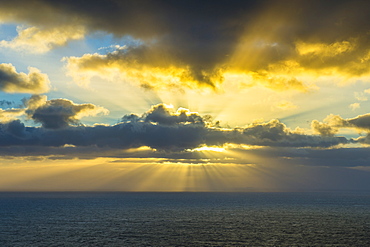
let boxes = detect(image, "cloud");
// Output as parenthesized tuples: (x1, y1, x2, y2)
(344, 114, 370, 131)
(311, 120, 338, 137)
(325, 113, 370, 131)
(121, 104, 347, 149)
(0, 104, 349, 160)
(141, 104, 206, 126)
(0, 108, 25, 123)
(223, 68, 312, 92)
(273, 100, 297, 110)
(0, 0, 87, 52)
(0, 63, 50, 93)
(354, 134, 370, 145)
(349, 103, 360, 111)
(296, 40, 355, 57)
(223, 0, 370, 91)
(23, 94, 47, 110)
(354, 92, 368, 101)
(0, 25, 86, 53)
(319, 112, 370, 145)
(24, 95, 108, 129)
(63, 45, 224, 90)
(2, 1, 370, 91)
(227, 38, 370, 92)
(212, 119, 346, 148)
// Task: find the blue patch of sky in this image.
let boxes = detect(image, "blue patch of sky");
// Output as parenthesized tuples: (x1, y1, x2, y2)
(85, 32, 144, 53)
(0, 24, 30, 71)
(0, 99, 16, 108)
(0, 92, 25, 108)
(0, 23, 19, 41)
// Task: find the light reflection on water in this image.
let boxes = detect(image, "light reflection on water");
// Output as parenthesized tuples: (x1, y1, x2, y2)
(0, 192, 370, 246)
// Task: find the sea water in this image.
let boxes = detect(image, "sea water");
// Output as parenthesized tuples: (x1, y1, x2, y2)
(0, 192, 370, 246)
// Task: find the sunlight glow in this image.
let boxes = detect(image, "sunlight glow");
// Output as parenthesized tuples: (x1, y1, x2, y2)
(0, 157, 270, 192)
(189, 146, 225, 152)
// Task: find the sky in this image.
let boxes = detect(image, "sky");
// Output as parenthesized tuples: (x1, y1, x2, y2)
(1, 0, 370, 192)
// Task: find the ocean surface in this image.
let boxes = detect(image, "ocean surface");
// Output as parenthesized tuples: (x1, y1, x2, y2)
(0, 192, 370, 246)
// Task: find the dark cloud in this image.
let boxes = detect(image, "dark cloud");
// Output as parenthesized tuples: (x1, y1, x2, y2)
(3, 0, 370, 89)
(325, 113, 370, 131)
(1, 120, 27, 138)
(355, 135, 370, 145)
(23, 95, 108, 129)
(0, 104, 348, 159)
(347, 114, 370, 130)
(142, 104, 205, 126)
(0, 63, 50, 93)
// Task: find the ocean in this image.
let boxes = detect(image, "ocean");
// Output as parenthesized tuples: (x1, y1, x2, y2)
(0, 192, 369, 246)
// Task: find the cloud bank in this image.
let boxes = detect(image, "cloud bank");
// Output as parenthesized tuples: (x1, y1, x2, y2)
(1, 101, 369, 169)
(0, 104, 348, 157)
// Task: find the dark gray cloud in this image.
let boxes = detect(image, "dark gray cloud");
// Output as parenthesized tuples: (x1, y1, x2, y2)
(347, 114, 370, 130)
(22, 95, 108, 129)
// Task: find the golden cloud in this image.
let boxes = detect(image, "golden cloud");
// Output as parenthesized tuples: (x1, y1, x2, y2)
(311, 120, 338, 137)
(296, 40, 355, 57)
(274, 100, 298, 110)
(63, 46, 224, 90)
(0, 25, 86, 53)
(0, 63, 50, 93)
(349, 103, 360, 111)
(0, 108, 25, 123)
